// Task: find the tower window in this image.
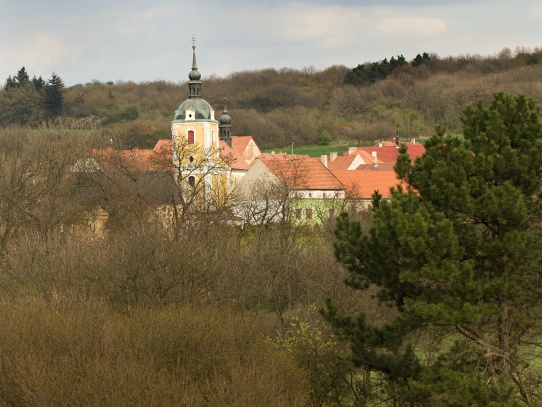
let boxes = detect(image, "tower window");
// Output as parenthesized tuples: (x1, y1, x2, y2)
(188, 176, 195, 187)
(189, 156, 194, 163)
(188, 130, 195, 144)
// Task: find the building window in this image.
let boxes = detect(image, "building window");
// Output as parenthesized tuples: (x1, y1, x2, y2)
(189, 156, 194, 163)
(305, 208, 313, 220)
(295, 208, 302, 219)
(188, 176, 195, 187)
(188, 130, 195, 144)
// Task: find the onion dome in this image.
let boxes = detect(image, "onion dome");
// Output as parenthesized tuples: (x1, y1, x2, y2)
(219, 98, 232, 125)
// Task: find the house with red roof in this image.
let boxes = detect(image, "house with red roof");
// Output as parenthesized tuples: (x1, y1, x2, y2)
(237, 153, 345, 224)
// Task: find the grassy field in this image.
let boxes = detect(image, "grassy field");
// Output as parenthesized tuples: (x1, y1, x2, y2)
(265, 144, 350, 158)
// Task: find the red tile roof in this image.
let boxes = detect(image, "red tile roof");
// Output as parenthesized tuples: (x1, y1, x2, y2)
(327, 150, 381, 171)
(231, 136, 253, 153)
(332, 170, 404, 199)
(219, 140, 250, 170)
(91, 146, 164, 171)
(355, 150, 382, 163)
(345, 143, 425, 163)
(153, 139, 172, 153)
(231, 135, 261, 165)
(259, 153, 343, 190)
(356, 162, 396, 171)
(328, 155, 360, 171)
(92, 139, 251, 172)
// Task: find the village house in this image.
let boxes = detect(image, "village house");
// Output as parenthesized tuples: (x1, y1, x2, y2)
(236, 153, 345, 224)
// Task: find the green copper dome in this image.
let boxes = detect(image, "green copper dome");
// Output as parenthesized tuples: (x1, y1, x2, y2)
(173, 98, 215, 121)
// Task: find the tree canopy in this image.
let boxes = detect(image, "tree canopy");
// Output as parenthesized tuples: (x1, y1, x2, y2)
(1, 68, 64, 126)
(326, 93, 542, 406)
(343, 54, 408, 86)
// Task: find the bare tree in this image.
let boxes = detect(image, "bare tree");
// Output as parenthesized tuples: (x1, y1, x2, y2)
(0, 127, 89, 252)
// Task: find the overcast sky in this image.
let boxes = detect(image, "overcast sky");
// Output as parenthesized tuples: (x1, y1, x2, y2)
(1, 0, 541, 87)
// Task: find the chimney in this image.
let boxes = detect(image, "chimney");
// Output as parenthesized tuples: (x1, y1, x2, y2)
(330, 152, 337, 162)
(321, 154, 328, 168)
(411, 138, 416, 145)
(372, 151, 377, 163)
(395, 137, 400, 148)
(348, 147, 357, 154)
(378, 143, 383, 148)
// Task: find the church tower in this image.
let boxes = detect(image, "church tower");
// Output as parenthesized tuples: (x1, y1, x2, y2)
(171, 41, 225, 205)
(219, 98, 232, 148)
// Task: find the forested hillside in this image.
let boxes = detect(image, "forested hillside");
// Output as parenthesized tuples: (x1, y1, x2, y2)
(2, 48, 542, 150)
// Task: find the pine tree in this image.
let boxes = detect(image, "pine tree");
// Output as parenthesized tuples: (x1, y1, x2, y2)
(3, 75, 16, 91)
(32, 75, 45, 91)
(326, 93, 542, 406)
(15, 67, 30, 87)
(43, 72, 64, 125)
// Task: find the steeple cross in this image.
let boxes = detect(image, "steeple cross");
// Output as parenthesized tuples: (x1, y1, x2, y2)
(191, 35, 196, 48)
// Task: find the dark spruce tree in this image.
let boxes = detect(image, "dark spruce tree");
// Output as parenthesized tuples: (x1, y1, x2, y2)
(15, 67, 30, 87)
(43, 72, 64, 125)
(325, 93, 542, 406)
(32, 75, 45, 91)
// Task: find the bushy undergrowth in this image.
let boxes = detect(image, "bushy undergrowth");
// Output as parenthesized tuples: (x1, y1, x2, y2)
(0, 298, 307, 406)
(0, 220, 393, 406)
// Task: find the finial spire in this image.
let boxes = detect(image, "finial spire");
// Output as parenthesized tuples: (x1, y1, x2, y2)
(223, 97, 228, 113)
(191, 35, 198, 71)
(188, 36, 201, 97)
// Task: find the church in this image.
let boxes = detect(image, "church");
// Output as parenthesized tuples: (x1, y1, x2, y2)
(170, 42, 260, 209)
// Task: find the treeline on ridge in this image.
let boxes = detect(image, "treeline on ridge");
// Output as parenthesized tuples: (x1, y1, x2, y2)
(2, 47, 542, 150)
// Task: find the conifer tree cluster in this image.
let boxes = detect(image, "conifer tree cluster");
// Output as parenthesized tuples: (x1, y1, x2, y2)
(1, 67, 64, 126)
(343, 54, 410, 85)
